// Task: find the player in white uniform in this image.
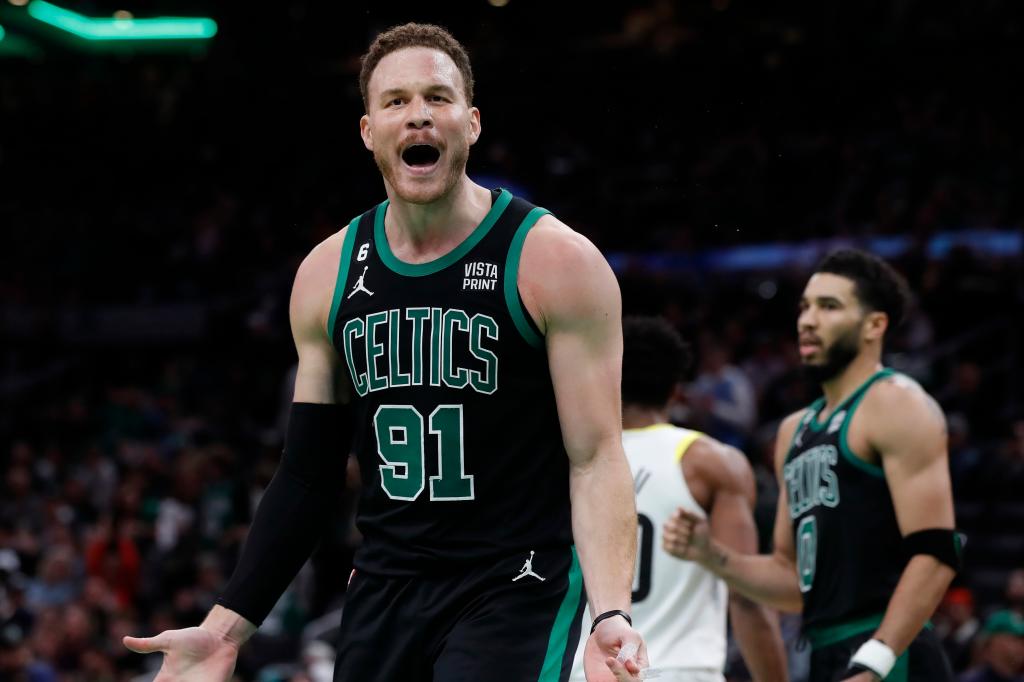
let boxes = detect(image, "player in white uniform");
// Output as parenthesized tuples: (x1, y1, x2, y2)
(571, 317, 787, 682)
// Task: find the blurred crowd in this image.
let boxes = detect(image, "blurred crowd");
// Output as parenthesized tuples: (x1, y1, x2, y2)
(2, 1, 1022, 680)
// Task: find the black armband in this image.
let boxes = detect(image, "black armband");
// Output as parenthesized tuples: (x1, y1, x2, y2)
(902, 528, 965, 572)
(218, 402, 353, 625)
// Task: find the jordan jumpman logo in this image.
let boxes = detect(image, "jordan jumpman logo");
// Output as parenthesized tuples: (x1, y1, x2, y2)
(513, 551, 545, 582)
(347, 266, 374, 298)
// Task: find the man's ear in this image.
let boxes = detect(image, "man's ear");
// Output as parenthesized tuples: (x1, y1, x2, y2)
(360, 114, 373, 152)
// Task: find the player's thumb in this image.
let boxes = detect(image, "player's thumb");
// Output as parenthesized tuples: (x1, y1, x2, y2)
(123, 632, 170, 654)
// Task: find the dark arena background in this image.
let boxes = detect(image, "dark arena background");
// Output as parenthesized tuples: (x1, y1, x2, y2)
(1, 1, 1022, 680)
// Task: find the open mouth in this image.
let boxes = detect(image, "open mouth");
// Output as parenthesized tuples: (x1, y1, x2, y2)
(401, 144, 441, 168)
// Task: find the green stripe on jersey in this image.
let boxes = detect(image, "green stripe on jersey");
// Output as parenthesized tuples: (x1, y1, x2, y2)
(538, 546, 583, 682)
(504, 206, 549, 348)
(327, 216, 361, 341)
(837, 368, 895, 478)
(374, 189, 512, 277)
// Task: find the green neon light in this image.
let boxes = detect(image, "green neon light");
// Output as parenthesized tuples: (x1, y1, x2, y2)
(26, 1, 217, 41)
(0, 25, 6, 42)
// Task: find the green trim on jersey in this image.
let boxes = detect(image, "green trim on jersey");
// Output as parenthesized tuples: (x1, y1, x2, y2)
(537, 546, 583, 682)
(327, 216, 361, 341)
(805, 610, 933, 651)
(838, 368, 895, 479)
(373, 189, 513, 277)
(806, 612, 885, 650)
(504, 206, 549, 348)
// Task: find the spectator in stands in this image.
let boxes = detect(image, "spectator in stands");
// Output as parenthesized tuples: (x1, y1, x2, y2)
(958, 610, 1024, 682)
(24, 548, 79, 611)
(936, 587, 982, 672)
(687, 334, 757, 449)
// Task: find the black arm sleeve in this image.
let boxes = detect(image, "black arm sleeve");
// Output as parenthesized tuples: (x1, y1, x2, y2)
(217, 402, 352, 626)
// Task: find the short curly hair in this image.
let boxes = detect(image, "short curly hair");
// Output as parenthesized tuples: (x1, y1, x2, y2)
(815, 248, 912, 330)
(622, 316, 693, 408)
(359, 23, 475, 109)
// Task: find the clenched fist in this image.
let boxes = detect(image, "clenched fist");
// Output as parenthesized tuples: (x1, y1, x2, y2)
(661, 507, 714, 565)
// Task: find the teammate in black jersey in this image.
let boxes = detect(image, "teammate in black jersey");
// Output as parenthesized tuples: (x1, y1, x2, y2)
(125, 23, 647, 682)
(664, 249, 958, 682)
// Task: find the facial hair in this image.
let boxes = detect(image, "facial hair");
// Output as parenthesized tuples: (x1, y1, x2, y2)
(800, 323, 861, 384)
(374, 136, 470, 205)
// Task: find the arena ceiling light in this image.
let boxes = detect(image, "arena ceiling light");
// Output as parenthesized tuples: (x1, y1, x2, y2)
(26, 0, 216, 41)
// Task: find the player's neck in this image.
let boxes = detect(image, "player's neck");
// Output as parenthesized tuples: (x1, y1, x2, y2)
(622, 404, 669, 430)
(820, 351, 883, 413)
(383, 177, 492, 261)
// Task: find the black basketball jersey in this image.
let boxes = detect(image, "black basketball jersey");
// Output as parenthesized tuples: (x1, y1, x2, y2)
(327, 189, 573, 575)
(784, 368, 904, 630)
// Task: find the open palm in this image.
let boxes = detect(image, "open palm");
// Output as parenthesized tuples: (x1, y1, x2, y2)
(123, 626, 239, 682)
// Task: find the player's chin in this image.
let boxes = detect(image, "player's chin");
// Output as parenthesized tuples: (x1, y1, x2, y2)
(393, 175, 452, 205)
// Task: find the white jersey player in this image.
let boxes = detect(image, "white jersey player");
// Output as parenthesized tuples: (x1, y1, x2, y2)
(570, 317, 787, 682)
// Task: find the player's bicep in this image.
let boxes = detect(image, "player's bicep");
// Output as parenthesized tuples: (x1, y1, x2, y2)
(527, 225, 623, 465)
(770, 487, 796, 563)
(708, 447, 759, 554)
(289, 235, 347, 405)
(770, 413, 802, 564)
(878, 398, 954, 533)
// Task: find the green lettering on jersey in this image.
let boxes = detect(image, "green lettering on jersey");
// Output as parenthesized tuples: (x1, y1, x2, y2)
(428, 405, 474, 499)
(797, 516, 817, 593)
(341, 318, 368, 397)
(784, 445, 840, 518)
(442, 309, 470, 389)
(388, 309, 411, 388)
(374, 405, 424, 500)
(374, 404, 475, 502)
(406, 307, 430, 386)
(429, 307, 442, 387)
(365, 311, 388, 392)
(469, 313, 499, 394)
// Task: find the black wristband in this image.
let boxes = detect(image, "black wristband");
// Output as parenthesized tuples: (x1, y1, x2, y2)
(590, 609, 632, 634)
(843, 663, 880, 680)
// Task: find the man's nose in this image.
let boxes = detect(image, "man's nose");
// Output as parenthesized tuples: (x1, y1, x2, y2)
(798, 307, 816, 330)
(406, 98, 433, 129)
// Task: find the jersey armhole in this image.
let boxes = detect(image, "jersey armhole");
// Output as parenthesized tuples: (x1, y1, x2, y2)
(326, 216, 361, 343)
(837, 371, 893, 478)
(784, 406, 816, 463)
(503, 206, 549, 349)
(675, 430, 703, 462)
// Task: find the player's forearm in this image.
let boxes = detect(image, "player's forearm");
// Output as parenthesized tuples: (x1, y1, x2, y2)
(702, 540, 803, 613)
(872, 555, 955, 654)
(569, 443, 637, 615)
(729, 595, 788, 681)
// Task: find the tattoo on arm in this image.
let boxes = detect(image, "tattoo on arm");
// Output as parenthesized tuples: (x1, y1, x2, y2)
(712, 545, 728, 569)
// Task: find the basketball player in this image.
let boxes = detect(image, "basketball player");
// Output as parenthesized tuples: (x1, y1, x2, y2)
(569, 317, 788, 682)
(124, 23, 647, 682)
(664, 249, 960, 681)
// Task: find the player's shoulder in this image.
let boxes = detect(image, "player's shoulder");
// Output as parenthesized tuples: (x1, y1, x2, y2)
(683, 433, 755, 498)
(522, 213, 606, 270)
(517, 213, 618, 328)
(294, 228, 347, 292)
(290, 227, 349, 330)
(777, 409, 809, 445)
(866, 370, 932, 406)
(862, 370, 946, 432)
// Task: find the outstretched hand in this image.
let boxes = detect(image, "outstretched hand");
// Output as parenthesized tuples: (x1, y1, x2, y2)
(123, 625, 240, 682)
(583, 615, 650, 682)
